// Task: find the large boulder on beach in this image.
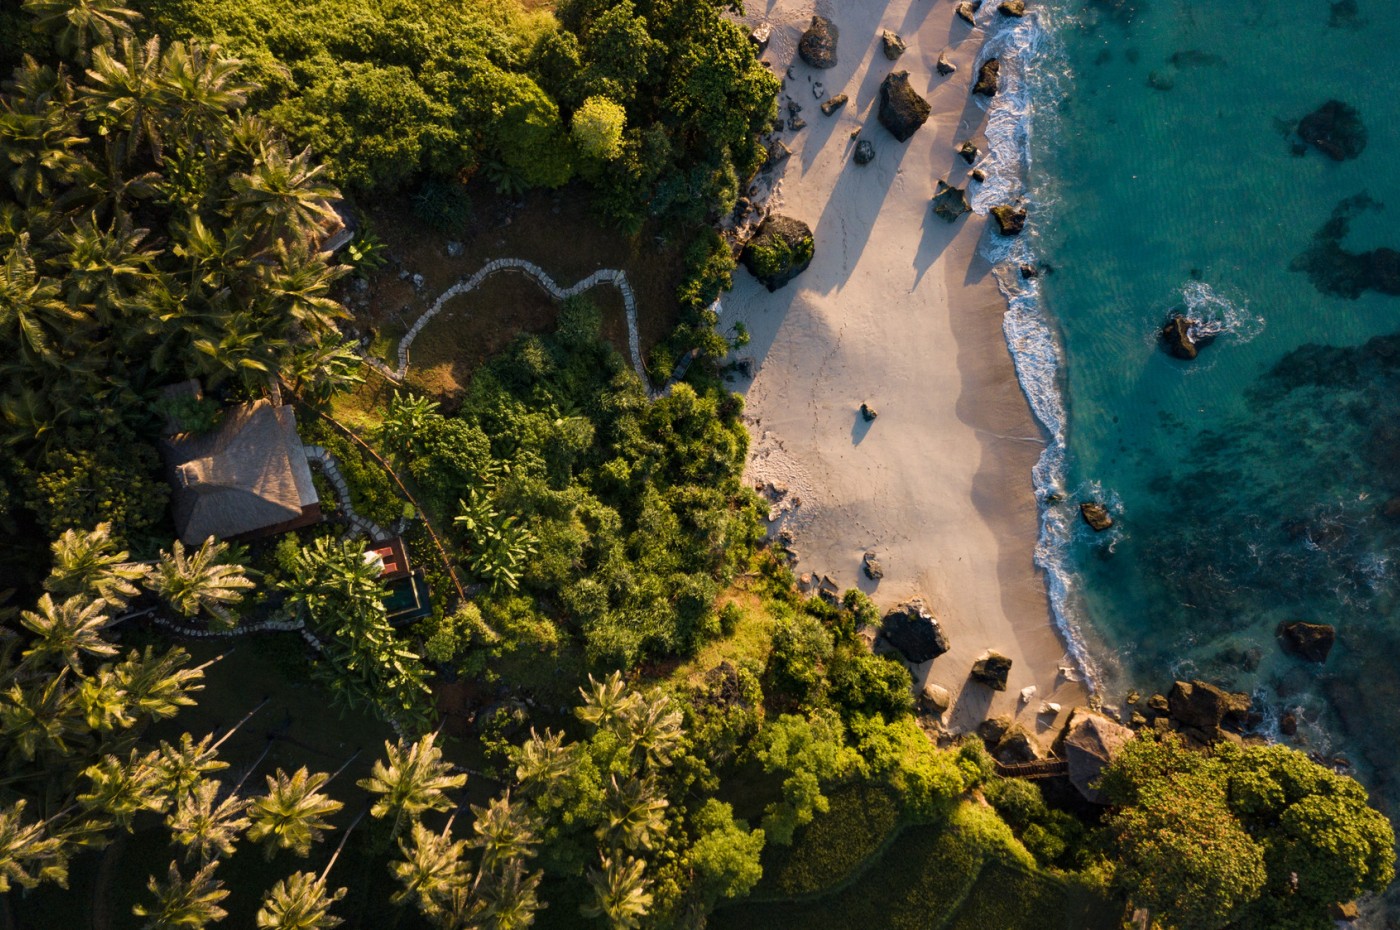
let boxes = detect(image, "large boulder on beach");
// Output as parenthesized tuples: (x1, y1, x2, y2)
(878, 71, 931, 142)
(937, 50, 958, 75)
(1297, 100, 1367, 161)
(1063, 709, 1134, 804)
(798, 15, 839, 69)
(881, 30, 907, 60)
(991, 725, 1041, 764)
(741, 215, 815, 292)
(974, 58, 1000, 96)
(956, 1, 981, 25)
(920, 682, 952, 714)
(1160, 315, 1216, 360)
(971, 651, 1013, 691)
(931, 181, 971, 223)
(1080, 501, 1113, 532)
(853, 139, 876, 165)
(990, 204, 1027, 235)
(1277, 621, 1336, 663)
(880, 599, 950, 664)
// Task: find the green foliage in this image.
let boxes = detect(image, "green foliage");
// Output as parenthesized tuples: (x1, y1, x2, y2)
(686, 799, 764, 906)
(571, 95, 626, 163)
(410, 178, 474, 236)
(849, 716, 967, 823)
(744, 229, 814, 280)
(825, 648, 914, 720)
(766, 613, 832, 702)
(1098, 733, 1395, 930)
(755, 784, 899, 898)
(756, 711, 861, 845)
(18, 439, 169, 547)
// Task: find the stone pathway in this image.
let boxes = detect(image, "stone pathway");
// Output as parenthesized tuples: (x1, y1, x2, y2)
(304, 444, 391, 542)
(365, 258, 648, 386)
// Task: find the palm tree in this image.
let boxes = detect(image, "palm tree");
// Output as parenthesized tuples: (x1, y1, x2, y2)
(0, 59, 90, 208)
(166, 780, 249, 863)
(279, 536, 385, 619)
(22, 0, 140, 62)
(282, 336, 364, 409)
(148, 538, 254, 629)
(79, 751, 168, 827)
(229, 143, 340, 247)
(575, 673, 639, 734)
(376, 391, 440, 459)
(155, 42, 251, 138)
(358, 733, 465, 838)
(133, 860, 229, 930)
(478, 857, 544, 930)
(247, 768, 343, 859)
(618, 692, 682, 772)
(389, 820, 469, 916)
(255, 871, 346, 930)
(581, 853, 651, 930)
(0, 800, 69, 892)
(51, 212, 155, 320)
(106, 644, 204, 723)
(81, 35, 170, 167)
(599, 775, 668, 854)
(18, 593, 118, 672)
(511, 728, 574, 793)
(44, 521, 148, 608)
(146, 733, 229, 802)
(467, 793, 537, 873)
(0, 234, 88, 366)
(258, 240, 348, 334)
(0, 669, 82, 764)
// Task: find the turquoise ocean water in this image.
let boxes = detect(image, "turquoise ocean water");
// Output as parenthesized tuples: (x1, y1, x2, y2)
(980, 0, 1400, 835)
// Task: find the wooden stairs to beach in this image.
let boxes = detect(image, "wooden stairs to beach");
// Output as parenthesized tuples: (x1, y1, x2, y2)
(994, 757, 1069, 780)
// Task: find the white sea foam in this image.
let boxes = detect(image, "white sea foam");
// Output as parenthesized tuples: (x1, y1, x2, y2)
(1179, 280, 1265, 343)
(974, 7, 1104, 689)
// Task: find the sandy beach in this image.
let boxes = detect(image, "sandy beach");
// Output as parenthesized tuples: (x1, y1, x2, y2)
(728, 0, 1086, 740)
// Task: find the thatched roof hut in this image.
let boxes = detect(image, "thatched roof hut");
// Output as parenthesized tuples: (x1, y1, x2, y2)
(161, 398, 320, 544)
(1063, 709, 1135, 804)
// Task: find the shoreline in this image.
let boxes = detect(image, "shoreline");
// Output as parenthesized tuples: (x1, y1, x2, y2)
(726, 0, 1087, 742)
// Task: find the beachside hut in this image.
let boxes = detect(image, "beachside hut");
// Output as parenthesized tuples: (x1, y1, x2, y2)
(1063, 709, 1135, 804)
(160, 390, 321, 544)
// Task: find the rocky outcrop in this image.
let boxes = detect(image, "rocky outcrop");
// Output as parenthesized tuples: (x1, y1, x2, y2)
(956, 1, 982, 25)
(990, 204, 1026, 235)
(1297, 100, 1367, 161)
(1063, 709, 1134, 803)
(1160, 315, 1216, 360)
(881, 30, 906, 60)
(820, 93, 848, 116)
(998, 0, 1026, 15)
(1277, 621, 1336, 663)
(1080, 501, 1113, 532)
(971, 651, 1013, 691)
(862, 550, 884, 580)
(880, 599, 950, 663)
(937, 50, 958, 75)
(798, 15, 839, 69)
(990, 725, 1040, 764)
(1166, 679, 1252, 734)
(973, 58, 1000, 96)
(741, 215, 814, 292)
(765, 139, 791, 168)
(749, 23, 771, 54)
(878, 71, 931, 142)
(957, 139, 979, 164)
(860, 402, 878, 422)
(853, 139, 876, 165)
(931, 181, 971, 223)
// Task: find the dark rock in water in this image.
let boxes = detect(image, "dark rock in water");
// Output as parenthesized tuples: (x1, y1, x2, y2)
(971, 652, 1013, 691)
(820, 93, 848, 116)
(1146, 693, 1170, 715)
(1329, 0, 1360, 27)
(1277, 621, 1336, 663)
(1168, 679, 1251, 731)
(990, 204, 1026, 235)
(957, 139, 979, 164)
(878, 71, 931, 142)
(860, 402, 878, 422)
(956, 1, 982, 25)
(1020, 264, 1038, 279)
(1297, 100, 1367, 161)
(973, 58, 1000, 96)
(749, 23, 772, 53)
(998, 0, 1026, 15)
(1280, 713, 1298, 736)
(881, 30, 907, 60)
(1291, 195, 1400, 298)
(937, 50, 958, 75)
(1382, 497, 1400, 522)
(798, 15, 839, 69)
(880, 599, 950, 663)
(741, 215, 815, 292)
(1147, 69, 1174, 91)
(931, 181, 971, 223)
(853, 139, 876, 165)
(862, 550, 884, 580)
(970, 167, 988, 183)
(1160, 315, 1216, 360)
(1080, 501, 1113, 532)
(1169, 50, 1226, 68)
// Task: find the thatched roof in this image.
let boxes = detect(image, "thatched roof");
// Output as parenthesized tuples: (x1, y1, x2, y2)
(1064, 709, 1135, 804)
(161, 400, 319, 544)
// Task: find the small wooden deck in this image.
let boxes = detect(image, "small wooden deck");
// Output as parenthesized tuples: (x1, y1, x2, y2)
(993, 757, 1070, 780)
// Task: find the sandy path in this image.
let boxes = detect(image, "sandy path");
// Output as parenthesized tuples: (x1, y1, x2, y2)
(728, 0, 1085, 740)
